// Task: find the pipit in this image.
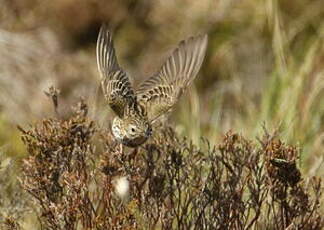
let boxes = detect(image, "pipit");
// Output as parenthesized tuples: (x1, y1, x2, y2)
(97, 25, 208, 147)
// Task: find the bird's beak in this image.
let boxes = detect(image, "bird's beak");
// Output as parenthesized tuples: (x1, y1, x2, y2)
(145, 127, 152, 137)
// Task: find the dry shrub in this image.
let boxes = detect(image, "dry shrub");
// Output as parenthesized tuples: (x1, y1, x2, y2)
(0, 154, 29, 230)
(11, 97, 323, 230)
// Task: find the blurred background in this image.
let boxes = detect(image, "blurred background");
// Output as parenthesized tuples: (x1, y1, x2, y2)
(0, 0, 323, 177)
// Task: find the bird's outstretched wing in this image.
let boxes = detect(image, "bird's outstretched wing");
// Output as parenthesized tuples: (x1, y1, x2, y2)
(136, 34, 208, 122)
(97, 25, 135, 118)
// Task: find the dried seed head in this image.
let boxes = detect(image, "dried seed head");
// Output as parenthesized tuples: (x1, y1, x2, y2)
(114, 176, 130, 201)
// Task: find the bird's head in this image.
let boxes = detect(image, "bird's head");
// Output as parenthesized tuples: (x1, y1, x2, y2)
(113, 116, 152, 147)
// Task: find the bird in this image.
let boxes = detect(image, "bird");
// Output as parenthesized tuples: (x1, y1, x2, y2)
(96, 24, 208, 148)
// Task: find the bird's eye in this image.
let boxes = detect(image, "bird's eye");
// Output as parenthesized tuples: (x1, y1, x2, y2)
(129, 125, 137, 134)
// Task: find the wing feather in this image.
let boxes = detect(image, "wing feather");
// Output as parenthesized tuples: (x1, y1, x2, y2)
(96, 25, 135, 117)
(137, 34, 208, 122)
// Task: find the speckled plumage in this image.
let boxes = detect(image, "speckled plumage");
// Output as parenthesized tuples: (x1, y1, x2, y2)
(97, 24, 208, 147)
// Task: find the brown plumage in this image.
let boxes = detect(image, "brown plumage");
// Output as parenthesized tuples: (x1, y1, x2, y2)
(97, 24, 208, 147)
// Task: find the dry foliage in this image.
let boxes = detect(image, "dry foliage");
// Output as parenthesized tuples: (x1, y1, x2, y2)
(0, 153, 29, 230)
(6, 97, 323, 230)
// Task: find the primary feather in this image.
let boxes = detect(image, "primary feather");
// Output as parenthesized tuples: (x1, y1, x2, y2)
(96, 25, 135, 118)
(137, 34, 208, 122)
